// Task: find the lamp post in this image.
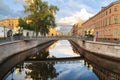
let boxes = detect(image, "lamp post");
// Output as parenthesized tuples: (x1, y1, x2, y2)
(1, 22, 5, 39)
(4, 26, 5, 39)
(18, 26, 23, 34)
(18, 26, 20, 34)
(18, 26, 23, 40)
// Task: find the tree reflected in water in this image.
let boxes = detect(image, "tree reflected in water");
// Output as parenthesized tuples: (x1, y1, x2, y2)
(25, 49, 59, 80)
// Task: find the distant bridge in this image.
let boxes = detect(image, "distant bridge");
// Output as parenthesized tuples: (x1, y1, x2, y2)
(24, 36, 83, 40)
(0, 36, 82, 44)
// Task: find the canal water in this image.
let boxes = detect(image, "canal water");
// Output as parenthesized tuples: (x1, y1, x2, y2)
(5, 40, 99, 80)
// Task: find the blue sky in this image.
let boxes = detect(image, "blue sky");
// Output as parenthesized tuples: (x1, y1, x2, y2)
(0, 0, 117, 32)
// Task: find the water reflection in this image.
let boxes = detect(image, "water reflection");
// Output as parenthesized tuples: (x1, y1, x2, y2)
(25, 50, 58, 80)
(49, 40, 80, 58)
(5, 40, 99, 80)
(28, 49, 55, 61)
(25, 62, 58, 80)
(5, 49, 59, 80)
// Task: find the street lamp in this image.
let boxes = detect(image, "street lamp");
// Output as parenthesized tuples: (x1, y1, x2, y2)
(18, 26, 23, 34)
(18, 26, 20, 34)
(0, 22, 5, 39)
(18, 26, 23, 40)
(4, 26, 6, 39)
(1, 22, 6, 39)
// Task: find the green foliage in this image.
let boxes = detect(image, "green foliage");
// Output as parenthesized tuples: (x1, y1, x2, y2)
(24, 0, 59, 36)
(18, 18, 36, 31)
(18, 18, 28, 30)
(28, 22, 36, 31)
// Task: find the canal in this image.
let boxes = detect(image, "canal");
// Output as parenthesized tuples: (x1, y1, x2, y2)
(4, 40, 99, 80)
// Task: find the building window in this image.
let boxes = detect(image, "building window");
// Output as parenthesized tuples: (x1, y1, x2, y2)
(113, 29, 118, 36)
(114, 16, 118, 24)
(104, 19, 107, 26)
(102, 20, 104, 26)
(109, 9, 111, 13)
(114, 7, 118, 11)
(107, 18, 109, 25)
(103, 19, 105, 26)
(109, 17, 111, 25)
(106, 11, 108, 15)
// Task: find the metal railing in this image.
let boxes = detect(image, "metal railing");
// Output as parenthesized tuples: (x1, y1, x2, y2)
(0, 36, 119, 43)
(0, 36, 81, 43)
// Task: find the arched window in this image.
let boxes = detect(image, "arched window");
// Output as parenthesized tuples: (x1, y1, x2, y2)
(7, 30, 13, 37)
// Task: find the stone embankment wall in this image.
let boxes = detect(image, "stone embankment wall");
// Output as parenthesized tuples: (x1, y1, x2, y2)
(0, 39, 56, 79)
(71, 40, 120, 79)
(0, 39, 54, 64)
(74, 40, 120, 58)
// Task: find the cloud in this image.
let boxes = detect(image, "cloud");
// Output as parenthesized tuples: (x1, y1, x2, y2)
(56, 8, 93, 26)
(102, 0, 117, 6)
(55, 26, 61, 31)
(0, 0, 27, 19)
(55, 26, 72, 33)
(67, 0, 94, 13)
(13, 0, 25, 4)
(57, 0, 63, 2)
(16, 10, 28, 17)
(55, 0, 116, 27)
(0, 0, 14, 19)
(52, 0, 94, 26)
(49, 40, 79, 57)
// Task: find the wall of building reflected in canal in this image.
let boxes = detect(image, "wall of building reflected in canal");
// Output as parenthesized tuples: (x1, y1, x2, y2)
(5, 40, 99, 80)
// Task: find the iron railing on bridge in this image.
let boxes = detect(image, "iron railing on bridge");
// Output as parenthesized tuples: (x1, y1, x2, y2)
(0, 35, 120, 43)
(0, 36, 83, 43)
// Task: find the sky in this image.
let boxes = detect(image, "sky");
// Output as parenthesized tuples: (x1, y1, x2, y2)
(0, 0, 117, 32)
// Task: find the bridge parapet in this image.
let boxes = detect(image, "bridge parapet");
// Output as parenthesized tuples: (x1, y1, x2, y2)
(24, 36, 82, 40)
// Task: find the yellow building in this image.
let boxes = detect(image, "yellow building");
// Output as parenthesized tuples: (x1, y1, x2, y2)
(72, 22, 83, 36)
(0, 18, 19, 33)
(48, 28, 57, 36)
(48, 27, 62, 36)
(26, 20, 32, 24)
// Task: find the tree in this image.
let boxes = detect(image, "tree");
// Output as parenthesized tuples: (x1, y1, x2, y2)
(19, 18, 37, 31)
(18, 18, 29, 30)
(24, 0, 59, 37)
